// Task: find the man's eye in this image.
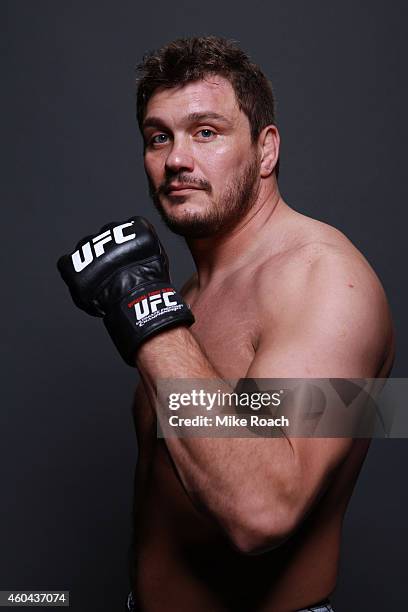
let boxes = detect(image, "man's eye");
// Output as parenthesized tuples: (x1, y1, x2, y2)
(198, 129, 215, 138)
(151, 134, 169, 145)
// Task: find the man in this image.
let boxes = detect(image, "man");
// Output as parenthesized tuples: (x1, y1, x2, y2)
(58, 37, 395, 611)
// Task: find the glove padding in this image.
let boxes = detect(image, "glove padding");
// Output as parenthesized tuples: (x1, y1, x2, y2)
(57, 216, 194, 366)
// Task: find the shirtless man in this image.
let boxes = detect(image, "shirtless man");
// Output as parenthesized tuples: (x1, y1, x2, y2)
(58, 37, 395, 611)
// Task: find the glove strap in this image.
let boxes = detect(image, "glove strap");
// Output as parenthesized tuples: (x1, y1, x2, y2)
(103, 282, 194, 366)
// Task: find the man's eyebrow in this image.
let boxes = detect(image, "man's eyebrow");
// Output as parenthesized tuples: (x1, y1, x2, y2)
(185, 111, 232, 125)
(142, 117, 168, 131)
(142, 111, 232, 131)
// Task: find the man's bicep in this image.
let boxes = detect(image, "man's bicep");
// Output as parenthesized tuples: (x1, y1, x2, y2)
(244, 326, 357, 526)
(240, 258, 385, 522)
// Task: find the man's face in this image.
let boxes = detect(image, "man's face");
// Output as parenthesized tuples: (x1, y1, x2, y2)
(142, 76, 261, 238)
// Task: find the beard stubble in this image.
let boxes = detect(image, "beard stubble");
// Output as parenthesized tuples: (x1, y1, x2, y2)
(148, 153, 261, 239)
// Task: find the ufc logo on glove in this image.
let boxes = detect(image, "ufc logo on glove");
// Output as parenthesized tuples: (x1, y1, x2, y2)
(57, 216, 194, 366)
(128, 289, 181, 324)
(71, 221, 137, 272)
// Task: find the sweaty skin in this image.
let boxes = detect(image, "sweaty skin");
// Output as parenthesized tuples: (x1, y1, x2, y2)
(130, 78, 395, 611)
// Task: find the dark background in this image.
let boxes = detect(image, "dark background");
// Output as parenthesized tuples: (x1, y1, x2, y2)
(3, 1, 407, 610)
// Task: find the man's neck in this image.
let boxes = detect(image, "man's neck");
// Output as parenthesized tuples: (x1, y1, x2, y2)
(186, 181, 289, 288)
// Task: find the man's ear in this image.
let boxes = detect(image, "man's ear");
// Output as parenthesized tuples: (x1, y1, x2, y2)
(258, 125, 280, 178)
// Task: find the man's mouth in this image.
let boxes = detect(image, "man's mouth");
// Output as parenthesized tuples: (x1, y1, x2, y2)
(166, 184, 203, 196)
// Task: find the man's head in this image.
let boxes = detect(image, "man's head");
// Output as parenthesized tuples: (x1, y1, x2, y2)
(136, 36, 280, 238)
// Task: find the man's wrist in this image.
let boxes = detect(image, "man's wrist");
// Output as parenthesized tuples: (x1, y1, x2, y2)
(135, 326, 193, 368)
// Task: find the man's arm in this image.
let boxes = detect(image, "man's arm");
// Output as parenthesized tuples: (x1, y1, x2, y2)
(135, 250, 392, 553)
(57, 218, 392, 553)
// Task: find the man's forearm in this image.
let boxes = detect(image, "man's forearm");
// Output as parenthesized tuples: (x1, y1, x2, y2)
(135, 327, 295, 552)
(135, 326, 219, 382)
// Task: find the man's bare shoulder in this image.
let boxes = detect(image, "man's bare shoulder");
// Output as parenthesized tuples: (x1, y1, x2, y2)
(254, 211, 395, 375)
(260, 210, 384, 295)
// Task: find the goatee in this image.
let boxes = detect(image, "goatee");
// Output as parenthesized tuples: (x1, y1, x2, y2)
(148, 154, 261, 239)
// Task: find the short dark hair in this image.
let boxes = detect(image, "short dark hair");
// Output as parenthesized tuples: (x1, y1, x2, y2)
(136, 36, 279, 177)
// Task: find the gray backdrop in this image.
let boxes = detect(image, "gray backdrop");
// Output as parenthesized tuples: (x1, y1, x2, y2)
(3, 1, 407, 610)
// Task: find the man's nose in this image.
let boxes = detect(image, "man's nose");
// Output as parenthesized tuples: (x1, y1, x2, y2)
(165, 138, 194, 174)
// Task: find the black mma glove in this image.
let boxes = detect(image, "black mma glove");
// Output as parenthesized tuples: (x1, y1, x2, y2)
(57, 216, 194, 366)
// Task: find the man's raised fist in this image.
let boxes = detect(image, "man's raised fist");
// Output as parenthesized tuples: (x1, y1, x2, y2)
(57, 216, 194, 366)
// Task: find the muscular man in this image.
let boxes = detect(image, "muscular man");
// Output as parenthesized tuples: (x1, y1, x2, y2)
(58, 37, 395, 611)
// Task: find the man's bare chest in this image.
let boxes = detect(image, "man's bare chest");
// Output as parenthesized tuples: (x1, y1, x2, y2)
(185, 283, 259, 378)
